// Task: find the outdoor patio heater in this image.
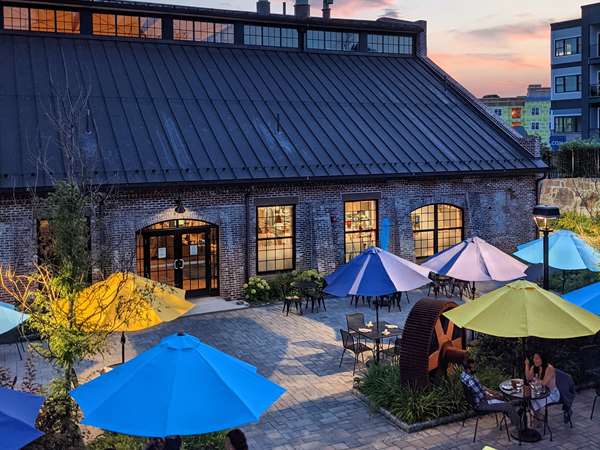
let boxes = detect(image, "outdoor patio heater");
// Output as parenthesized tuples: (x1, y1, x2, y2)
(532, 205, 560, 289)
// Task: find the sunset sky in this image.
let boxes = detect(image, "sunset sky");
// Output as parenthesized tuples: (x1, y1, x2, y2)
(143, 0, 585, 97)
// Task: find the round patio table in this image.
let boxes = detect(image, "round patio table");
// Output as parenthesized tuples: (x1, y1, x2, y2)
(499, 379, 550, 443)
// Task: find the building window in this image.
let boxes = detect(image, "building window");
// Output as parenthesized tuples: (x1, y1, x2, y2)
(257, 205, 295, 273)
(244, 25, 298, 48)
(493, 109, 502, 116)
(196, 21, 234, 43)
(531, 122, 540, 130)
(306, 30, 359, 51)
(344, 200, 378, 262)
(554, 116, 581, 133)
(3, 6, 79, 33)
(555, 75, 581, 93)
(367, 34, 413, 55)
(554, 37, 581, 57)
(531, 107, 540, 116)
(173, 19, 194, 40)
(93, 14, 162, 39)
(411, 204, 463, 258)
(511, 108, 522, 119)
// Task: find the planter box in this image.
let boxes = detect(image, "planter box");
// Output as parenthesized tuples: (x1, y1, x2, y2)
(352, 388, 469, 433)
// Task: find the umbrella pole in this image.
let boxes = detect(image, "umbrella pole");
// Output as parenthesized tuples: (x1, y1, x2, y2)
(121, 331, 126, 364)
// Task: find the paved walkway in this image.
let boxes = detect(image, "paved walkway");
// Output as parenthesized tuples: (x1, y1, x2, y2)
(2, 288, 600, 449)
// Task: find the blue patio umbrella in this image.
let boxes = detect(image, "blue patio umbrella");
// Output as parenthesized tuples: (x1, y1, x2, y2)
(70, 333, 285, 437)
(514, 230, 600, 271)
(0, 386, 45, 450)
(563, 281, 600, 316)
(324, 247, 431, 329)
(324, 247, 431, 298)
(0, 301, 29, 335)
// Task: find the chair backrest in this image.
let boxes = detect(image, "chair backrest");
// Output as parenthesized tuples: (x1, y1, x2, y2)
(340, 329, 354, 350)
(393, 338, 402, 356)
(555, 368, 576, 408)
(346, 313, 365, 331)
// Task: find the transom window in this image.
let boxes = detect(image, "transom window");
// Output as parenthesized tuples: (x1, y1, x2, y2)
(3, 6, 80, 34)
(92, 14, 162, 39)
(344, 200, 378, 262)
(244, 25, 298, 48)
(257, 205, 295, 273)
(411, 204, 463, 258)
(306, 30, 359, 52)
(173, 19, 234, 44)
(367, 34, 413, 55)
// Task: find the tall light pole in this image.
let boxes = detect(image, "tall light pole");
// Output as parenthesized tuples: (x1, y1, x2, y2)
(532, 205, 560, 290)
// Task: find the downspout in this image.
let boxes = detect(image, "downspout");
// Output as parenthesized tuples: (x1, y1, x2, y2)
(535, 172, 548, 205)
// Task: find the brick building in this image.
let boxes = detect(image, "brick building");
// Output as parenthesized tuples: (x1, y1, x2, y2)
(0, 0, 545, 299)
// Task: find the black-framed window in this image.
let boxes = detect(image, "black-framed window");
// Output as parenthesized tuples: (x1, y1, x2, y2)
(92, 13, 162, 39)
(411, 204, 463, 258)
(257, 205, 295, 273)
(555, 75, 581, 93)
(367, 34, 413, 55)
(3, 6, 80, 34)
(493, 108, 502, 116)
(344, 200, 378, 262)
(306, 30, 359, 52)
(243, 25, 298, 48)
(173, 19, 234, 44)
(554, 116, 581, 133)
(531, 122, 540, 130)
(554, 37, 581, 57)
(531, 107, 540, 116)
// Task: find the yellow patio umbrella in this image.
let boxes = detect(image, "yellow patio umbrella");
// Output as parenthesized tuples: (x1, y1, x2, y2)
(443, 280, 600, 339)
(64, 272, 193, 363)
(444, 280, 600, 443)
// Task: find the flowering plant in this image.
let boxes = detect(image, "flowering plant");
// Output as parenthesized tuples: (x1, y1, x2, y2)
(243, 276, 271, 303)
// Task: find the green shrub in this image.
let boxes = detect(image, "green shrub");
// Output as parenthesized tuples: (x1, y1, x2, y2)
(242, 276, 270, 303)
(24, 379, 84, 450)
(86, 433, 226, 450)
(471, 334, 596, 385)
(293, 269, 325, 289)
(359, 364, 471, 424)
(268, 272, 297, 300)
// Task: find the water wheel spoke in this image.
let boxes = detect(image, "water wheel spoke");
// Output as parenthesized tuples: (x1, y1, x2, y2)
(446, 321, 455, 339)
(428, 350, 440, 371)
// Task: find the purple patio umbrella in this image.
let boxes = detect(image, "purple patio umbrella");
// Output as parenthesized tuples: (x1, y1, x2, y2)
(422, 237, 527, 298)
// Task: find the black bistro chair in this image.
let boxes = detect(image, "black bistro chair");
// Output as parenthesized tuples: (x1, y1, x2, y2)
(461, 383, 511, 443)
(339, 329, 374, 375)
(382, 337, 402, 362)
(543, 369, 575, 441)
(346, 313, 366, 333)
(581, 344, 600, 420)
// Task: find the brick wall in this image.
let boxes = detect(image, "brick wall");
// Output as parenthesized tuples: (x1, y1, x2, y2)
(0, 174, 538, 300)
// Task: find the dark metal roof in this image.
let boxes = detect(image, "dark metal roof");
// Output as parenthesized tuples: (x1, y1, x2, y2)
(0, 33, 545, 189)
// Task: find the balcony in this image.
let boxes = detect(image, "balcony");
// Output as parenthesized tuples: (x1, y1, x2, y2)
(591, 44, 600, 60)
(590, 128, 600, 139)
(591, 84, 600, 97)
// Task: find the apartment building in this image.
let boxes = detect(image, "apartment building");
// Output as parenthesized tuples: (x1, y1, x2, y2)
(480, 84, 551, 146)
(550, 3, 600, 148)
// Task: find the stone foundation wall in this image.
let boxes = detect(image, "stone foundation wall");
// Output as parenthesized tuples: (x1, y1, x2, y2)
(539, 178, 600, 215)
(0, 174, 538, 300)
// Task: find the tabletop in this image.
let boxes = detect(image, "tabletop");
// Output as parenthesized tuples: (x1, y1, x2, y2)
(499, 379, 550, 400)
(350, 321, 403, 340)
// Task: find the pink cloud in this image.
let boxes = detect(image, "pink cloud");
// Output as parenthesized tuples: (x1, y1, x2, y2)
(333, 0, 397, 18)
(430, 51, 550, 97)
(449, 20, 550, 43)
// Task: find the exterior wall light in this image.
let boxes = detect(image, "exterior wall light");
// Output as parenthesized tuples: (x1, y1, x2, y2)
(175, 198, 186, 214)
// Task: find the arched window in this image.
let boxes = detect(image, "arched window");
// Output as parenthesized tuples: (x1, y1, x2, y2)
(410, 204, 463, 258)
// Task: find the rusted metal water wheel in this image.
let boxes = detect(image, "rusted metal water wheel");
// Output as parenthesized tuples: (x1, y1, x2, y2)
(399, 297, 466, 387)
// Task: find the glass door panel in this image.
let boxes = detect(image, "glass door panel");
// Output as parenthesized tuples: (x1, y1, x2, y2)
(146, 234, 175, 286)
(180, 231, 207, 292)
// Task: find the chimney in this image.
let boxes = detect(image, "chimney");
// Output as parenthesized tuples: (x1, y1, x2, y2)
(322, 0, 333, 19)
(257, 0, 270, 15)
(295, 0, 310, 18)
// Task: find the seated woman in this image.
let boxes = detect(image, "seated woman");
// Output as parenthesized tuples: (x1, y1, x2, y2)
(525, 353, 560, 418)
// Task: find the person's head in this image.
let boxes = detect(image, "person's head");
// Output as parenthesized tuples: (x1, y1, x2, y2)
(532, 353, 547, 369)
(225, 429, 248, 450)
(463, 358, 476, 374)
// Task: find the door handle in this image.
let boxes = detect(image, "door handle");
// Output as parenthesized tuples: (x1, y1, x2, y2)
(174, 259, 184, 270)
